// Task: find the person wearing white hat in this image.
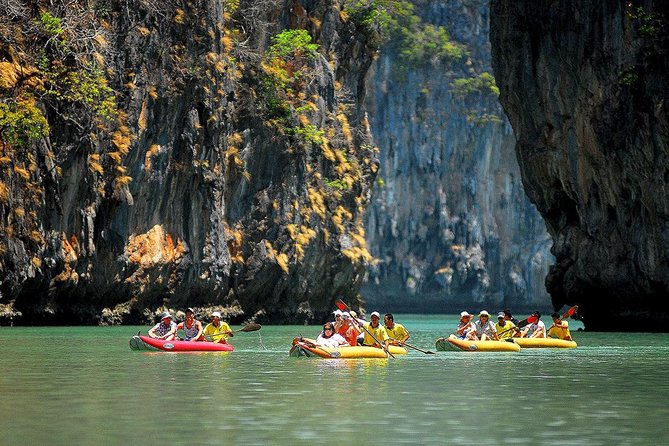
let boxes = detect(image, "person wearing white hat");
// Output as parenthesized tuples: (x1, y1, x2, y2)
(359, 311, 389, 348)
(203, 310, 234, 343)
(471, 310, 499, 341)
(455, 311, 475, 339)
(148, 311, 177, 340)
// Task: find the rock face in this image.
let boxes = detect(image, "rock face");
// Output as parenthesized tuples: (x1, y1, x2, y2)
(363, 0, 553, 312)
(490, 1, 669, 330)
(0, 1, 378, 324)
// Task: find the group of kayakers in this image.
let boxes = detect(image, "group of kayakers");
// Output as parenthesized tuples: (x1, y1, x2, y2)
(148, 308, 234, 344)
(455, 309, 572, 342)
(315, 309, 411, 349)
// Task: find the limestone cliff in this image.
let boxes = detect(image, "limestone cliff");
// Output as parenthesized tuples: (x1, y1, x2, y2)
(0, 0, 378, 324)
(363, 0, 553, 312)
(491, 1, 669, 329)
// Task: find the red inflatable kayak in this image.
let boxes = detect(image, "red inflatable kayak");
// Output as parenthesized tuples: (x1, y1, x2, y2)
(129, 335, 234, 352)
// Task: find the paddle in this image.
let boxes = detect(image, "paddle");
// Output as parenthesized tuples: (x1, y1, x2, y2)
(204, 323, 262, 341)
(390, 337, 435, 354)
(335, 299, 395, 358)
(497, 315, 538, 338)
(561, 305, 578, 320)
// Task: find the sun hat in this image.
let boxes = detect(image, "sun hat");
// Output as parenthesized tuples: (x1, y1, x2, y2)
(349, 310, 358, 318)
(186, 307, 195, 314)
(211, 311, 221, 318)
(160, 311, 172, 320)
(333, 309, 343, 317)
(497, 312, 505, 318)
(479, 310, 490, 317)
(341, 312, 351, 319)
(460, 311, 471, 318)
(370, 311, 380, 318)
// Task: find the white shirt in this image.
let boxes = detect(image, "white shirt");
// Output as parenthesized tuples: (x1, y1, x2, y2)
(525, 320, 546, 337)
(316, 333, 348, 348)
(474, 319, 497, 338)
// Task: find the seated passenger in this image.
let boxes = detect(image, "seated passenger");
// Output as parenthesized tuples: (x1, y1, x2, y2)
(384, 313, 410, 345)
(469, 310, 499, 341)
(456, 311, 475, 339)
(316, 323, 349, 348)
(360, 311, 389, 348)
(176, 307, 205, 341)
(337, 313, 361, 346)
(521, 311, 547, 338)
(547, 312, 572, 340)
(148, 312, 177, 340)
(203, 311, 233, 343)
(495, 312, 518, 340)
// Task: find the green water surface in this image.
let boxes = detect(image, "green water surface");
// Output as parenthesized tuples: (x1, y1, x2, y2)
(1, 315, 668, 445)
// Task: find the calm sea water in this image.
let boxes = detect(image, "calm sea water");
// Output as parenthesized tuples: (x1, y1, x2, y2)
(1, 315, 668, 445)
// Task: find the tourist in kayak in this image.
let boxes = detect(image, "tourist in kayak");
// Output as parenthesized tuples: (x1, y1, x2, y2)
(384, 313, 410, 345)
(176, 308, 205, 341)
(521, 311, 547, 338)
(468, 310, 499, 341)
(148, 311, 177, 340)
(338, 312, 361, 346)
(360, 311, 390, 348)
(547, 312, 572, 340)
(456, 311, 475, 339)
(503, 309, 520, 326)
(203, 311, 234, 343)
(495, 312, 518, 340)
(316, 323, 349, 348)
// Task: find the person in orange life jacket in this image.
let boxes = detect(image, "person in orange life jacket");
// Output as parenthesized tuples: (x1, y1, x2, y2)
(148, 312, 177, 340)
(521, 311, 547, 338)
(332, 310, 343, 330)
(360, 311, 389, 348)
(547, 312, 572, 340)
(176, 308, 205, 341)
(337, 312, 361, 346)
(316, 322, 349, 348)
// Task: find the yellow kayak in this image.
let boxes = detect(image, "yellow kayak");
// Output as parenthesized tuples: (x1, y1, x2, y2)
(512, 337, 577, 348)
(436, 335, 521, 352)
(289, 338, 407, 358)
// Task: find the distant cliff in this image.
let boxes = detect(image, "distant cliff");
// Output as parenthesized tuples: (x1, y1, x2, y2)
(491, 1, 669, 330)
(0, 0, 379, 324)
(362, 0, 553, 312)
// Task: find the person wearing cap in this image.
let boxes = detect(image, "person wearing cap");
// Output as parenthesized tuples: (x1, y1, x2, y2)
(470, 310, 499, 341)
(455, 311, 475, 339)
(316, 322, 349, 348)
(176, 308, 205, 341)
(384, 313, 410, 345)
(521, 311, 547, 338)
(148, 312, 177, 340)
(495, 311, 518, 340)
(337, 312, 361, 346)
(360, 311, 389, 348)
(547, 312, 572, 340)
(203, 311, 234, 343)
(332, 310, 343, 330)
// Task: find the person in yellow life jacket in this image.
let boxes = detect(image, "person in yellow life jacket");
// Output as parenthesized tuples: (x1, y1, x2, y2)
(495, 312, 518, 340)
(203, 311, 233, 343)
(384, 313, 410, 345)
(547, 312, 572, 340)
(360, 311, 389, 348)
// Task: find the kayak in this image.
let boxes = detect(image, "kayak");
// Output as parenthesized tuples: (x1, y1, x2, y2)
(129, 335, 234, 352)
(289, 338, 407, 359)
(436, 335, 521, 352)
(512, 337, 577, 348)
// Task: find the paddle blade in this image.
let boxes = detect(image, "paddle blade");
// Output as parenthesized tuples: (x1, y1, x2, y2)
(239, 323, 261, 332)
(516, 315, 539, 329)
(562, 305, 578, 320)
(335, 299, 349, 311)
